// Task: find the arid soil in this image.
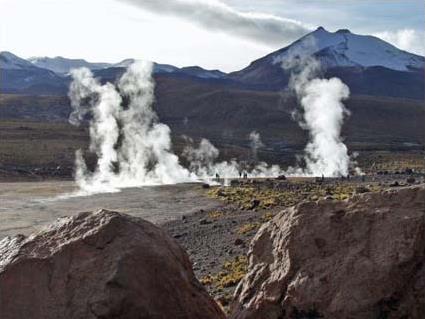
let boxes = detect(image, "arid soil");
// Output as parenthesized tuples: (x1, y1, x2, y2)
(0, 182, 222, 238)
(163, 174, 424, 310)
(1, 173, 423, 313)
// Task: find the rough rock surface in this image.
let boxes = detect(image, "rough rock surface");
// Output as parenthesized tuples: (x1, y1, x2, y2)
(231, 185, 425, 319)
(0, 209, 225, 319)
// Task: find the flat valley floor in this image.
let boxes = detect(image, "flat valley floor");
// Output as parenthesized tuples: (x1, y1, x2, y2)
(0, 181, 222, 239)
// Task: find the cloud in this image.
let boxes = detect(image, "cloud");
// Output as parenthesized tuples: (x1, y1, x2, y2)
(117, 0, 312, 47)
(375, 29, 425, 56)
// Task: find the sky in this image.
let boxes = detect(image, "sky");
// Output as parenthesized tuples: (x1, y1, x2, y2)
(0, 0, 423, 72)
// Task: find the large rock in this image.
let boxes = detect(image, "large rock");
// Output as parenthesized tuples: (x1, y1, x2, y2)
(0, 209, 225, 319)
(231, 185, 425, 319)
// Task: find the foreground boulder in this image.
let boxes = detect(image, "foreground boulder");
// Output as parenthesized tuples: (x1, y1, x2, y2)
(0, 209, 225, 319)
(231, 185, 425, 319)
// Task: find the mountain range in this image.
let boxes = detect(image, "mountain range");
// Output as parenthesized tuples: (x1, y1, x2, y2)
(0, 27, 424, 166)
(1, 27, 424, 99)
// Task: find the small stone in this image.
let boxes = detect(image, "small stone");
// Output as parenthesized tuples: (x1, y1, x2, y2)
(355, 186, 370, 194)
(173, 232, 187, 239)
(406, 177, 416, 184)
(200, 218, 212, 225)
(250, 199, 261, 210)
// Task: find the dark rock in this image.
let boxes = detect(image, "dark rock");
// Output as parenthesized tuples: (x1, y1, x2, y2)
(230, 180, 240, 187)
(217, 295, 231, 307)
(355, 185, 370, 194)
(200, 218, 212, 225)
(250, 199, 261, 210)
(405, 168, 414, 175)
(407, 177, 416, 184)
(173, 232, 187, 239)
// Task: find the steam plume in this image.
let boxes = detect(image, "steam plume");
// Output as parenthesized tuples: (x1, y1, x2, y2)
(281, 42, 353, 177)
(68, 61, 194, 194)
(69, 61, 284, 194)
(182, 136, 281, 182)
(249, 131, 264, 162)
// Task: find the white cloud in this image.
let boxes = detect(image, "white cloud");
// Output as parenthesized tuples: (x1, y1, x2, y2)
(118, 0, 312, 47)
(374, 29, 425, 56)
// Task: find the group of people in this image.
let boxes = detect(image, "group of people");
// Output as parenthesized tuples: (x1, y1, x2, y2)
(214, 170, 249, 181)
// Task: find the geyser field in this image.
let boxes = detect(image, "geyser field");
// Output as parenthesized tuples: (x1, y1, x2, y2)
(1, 60, 424, 317)
(0, 58, 423, 241)
(63, 54, 362, 196)
(2, 1, 425, 316)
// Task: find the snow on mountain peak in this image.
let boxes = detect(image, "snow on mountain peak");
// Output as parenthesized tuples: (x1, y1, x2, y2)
(273, 27, 424, 72)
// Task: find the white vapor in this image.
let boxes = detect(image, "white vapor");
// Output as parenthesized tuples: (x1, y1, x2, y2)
(375, 29, 425, 56)
(281, 41, 354, 177)
(249, 131, 264, 162)
(117, 0, 311, 47)
(297, 77, 351, 177)
(68, 61, 195, 194)
(182, 136, 282, 182)
(69, 62, 283, 194)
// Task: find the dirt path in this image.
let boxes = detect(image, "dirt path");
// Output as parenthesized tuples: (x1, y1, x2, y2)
(0, 181, 222, 239)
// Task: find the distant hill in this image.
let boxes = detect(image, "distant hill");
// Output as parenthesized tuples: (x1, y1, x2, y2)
(0, 52, 235, 95)
(1, 51, 68, 95)
(29, 56, 111, 74)
(1, 75, 423, 153)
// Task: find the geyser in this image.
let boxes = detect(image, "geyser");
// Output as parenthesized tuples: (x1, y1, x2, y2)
(182, 136, 281, 180)
(249, 131, 264, 162)
(281, 48, 355, 177)
(298, 77, 351, 177)
(68, 55, 358, 195)
(69, 61, 282, 194)
(69, 61, 194, 194)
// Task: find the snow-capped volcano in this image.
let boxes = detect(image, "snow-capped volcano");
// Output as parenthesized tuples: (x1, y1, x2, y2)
(272, 27, 424, 72)
(230, 27, 424, 98)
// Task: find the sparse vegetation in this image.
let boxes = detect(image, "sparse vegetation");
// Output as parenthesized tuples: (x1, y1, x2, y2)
(200, 255, 248, 289)
(208, 179, 385, 210)
(262, 211, 275, 222)
(237, 223, 260, 235)
(208, 211, 224, 219)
